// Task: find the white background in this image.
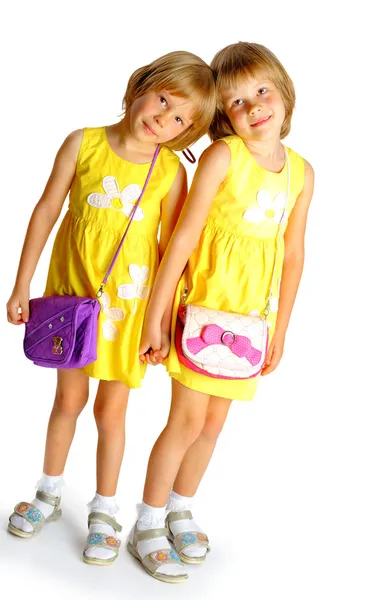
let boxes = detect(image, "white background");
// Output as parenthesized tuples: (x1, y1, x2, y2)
(0, 1, 382, 598)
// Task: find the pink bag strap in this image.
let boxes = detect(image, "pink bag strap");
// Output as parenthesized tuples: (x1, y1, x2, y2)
(96, 145, 161, 298)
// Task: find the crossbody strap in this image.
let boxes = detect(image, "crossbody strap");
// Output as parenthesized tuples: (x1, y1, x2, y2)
(262, 147, 290, 317)
(96, 144, 161, 298)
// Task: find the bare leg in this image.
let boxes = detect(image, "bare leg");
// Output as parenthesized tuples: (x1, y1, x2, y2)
(128, 381, 208, 578)
(10, 369, 89, 535)
(166, 395, 232, 560)
(143, 380, 210, 507)
(43, 369, 90, 475)
(93, 380, 130, 496)
(173, 395, 232, 497)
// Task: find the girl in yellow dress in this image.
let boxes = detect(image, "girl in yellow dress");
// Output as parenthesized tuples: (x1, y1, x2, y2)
(6, 51, 216, 566)
(133, 42, 314, 582)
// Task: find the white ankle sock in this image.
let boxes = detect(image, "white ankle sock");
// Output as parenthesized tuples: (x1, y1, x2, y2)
(84, 493, 120, 561)
(128, 501, 186, 577)
(167, 490, 207, 559)
(11, 473, 63, 534)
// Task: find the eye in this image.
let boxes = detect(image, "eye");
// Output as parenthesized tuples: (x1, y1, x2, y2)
(232, 99, 244, 106)
(258, 87, 267, 95)
(160, 96, 167, 106)
(175, 117, 183, 125)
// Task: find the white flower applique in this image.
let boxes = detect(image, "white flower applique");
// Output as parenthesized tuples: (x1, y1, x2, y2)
(117, 265, 150, 315)
(243, 190, 288, 224)
(99, 291, 125, 342)
(87, 177, 144, 221)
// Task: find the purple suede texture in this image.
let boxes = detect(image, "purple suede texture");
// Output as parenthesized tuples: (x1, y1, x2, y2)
(24, 295, 100, 369)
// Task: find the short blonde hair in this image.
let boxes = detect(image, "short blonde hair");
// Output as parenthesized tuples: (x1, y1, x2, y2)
(209, 42, 295, 141)
(123, 51, 217, 151)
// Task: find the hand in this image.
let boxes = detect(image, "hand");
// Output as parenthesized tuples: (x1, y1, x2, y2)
(139, 319, 162, 365)
(261, 331, 285, 376)
(146, 331, 171, 366)
(6, 285, 30, 325)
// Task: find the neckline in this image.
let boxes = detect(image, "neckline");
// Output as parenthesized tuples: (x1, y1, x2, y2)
(103, 126, 160, 166)
(238, 136, 287, 175)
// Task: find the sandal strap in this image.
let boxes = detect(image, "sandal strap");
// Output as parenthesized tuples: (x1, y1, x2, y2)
(142, 548, 182, 573)
(173, 530, 210, 554)
(84, 532, 121, 554)
(88, 511, 122, 532)
(10, 502, 46, 532)
(135, 527, 169, 543)
(167, 509, 193, 522)
(36, 490, 61, 507)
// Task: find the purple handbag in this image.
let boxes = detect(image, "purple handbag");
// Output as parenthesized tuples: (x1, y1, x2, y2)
(23, 146, 160, 369)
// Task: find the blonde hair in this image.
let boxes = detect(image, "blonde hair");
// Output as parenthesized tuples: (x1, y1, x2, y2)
(209, 42, 295, 141)
(123, 51, 217, 151)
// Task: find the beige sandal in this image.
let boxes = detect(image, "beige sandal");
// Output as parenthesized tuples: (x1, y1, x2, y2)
(128, 523, 188, 583)
(82, 512, 122, 566)
(8, 491, 62, 539)
(166, 510, 210, 565)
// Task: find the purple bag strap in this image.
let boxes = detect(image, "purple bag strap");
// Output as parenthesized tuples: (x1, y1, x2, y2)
(96, 144, 161, 298)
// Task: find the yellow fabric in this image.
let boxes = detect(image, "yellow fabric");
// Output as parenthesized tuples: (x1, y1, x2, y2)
(167, 135, 305, 400)
(45, 126, 180, 387)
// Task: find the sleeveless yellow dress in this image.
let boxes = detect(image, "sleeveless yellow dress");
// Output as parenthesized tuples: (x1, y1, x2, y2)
(167, 135, 305, 400)
(45, 126, 180, 387)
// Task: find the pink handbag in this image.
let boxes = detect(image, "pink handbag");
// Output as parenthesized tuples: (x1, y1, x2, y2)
(175, 148, 290, 380)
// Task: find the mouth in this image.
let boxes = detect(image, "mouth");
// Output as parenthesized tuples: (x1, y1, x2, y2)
(143, 121, 157, 136)
(250, 115, 271, 127)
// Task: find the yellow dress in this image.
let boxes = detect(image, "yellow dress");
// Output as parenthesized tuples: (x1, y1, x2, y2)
(167, 135, 305, 400)
(45, 126, 180, 387)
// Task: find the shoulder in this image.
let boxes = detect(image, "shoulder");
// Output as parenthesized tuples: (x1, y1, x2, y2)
(172, 161, 187, 186)
(56, 129, 84, 163)
(199, 139, 231, 171)
(194, 141, 231, 187)
(302, 159, 314, 196)
(160, 145, 181, 166)
(285, 146, 314, 188)
(303, 158, 314, 180)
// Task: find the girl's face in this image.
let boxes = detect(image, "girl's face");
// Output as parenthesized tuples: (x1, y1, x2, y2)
(221, 73, 286, 142)
(129, 90, 194, 144)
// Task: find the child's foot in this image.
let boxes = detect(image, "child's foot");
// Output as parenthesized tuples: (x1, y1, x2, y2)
(166, 511, 210, 563)
(83, 493, 121, 564)
(9, 474, 63, 534)
(166, 490, 210, 562)
(128, 502, 188, 581)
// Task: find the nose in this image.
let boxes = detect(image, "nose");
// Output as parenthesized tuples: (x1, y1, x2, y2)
(154, 114, 165, 128)
(248, 101, 262, 115)
(154, 111, 171, 128)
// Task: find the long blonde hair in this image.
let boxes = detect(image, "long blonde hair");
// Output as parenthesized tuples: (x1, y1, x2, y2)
(123, 51, 217, 151)
(209, 42, 295, 141)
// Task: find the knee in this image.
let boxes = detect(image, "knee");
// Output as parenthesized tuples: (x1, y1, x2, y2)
(200, 415, 225, 444)
(93, 402, 125, 433)
(166, 412, 205, 447)
(53, 387, 88, 419)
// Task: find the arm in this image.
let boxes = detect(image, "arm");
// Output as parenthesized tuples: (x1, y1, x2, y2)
(262, 159, 315, 375)
(6, 129, 83, 325)
(139, 141, 231, 358)
(159, 162, 188, 342)
(145, 162, 187, 365)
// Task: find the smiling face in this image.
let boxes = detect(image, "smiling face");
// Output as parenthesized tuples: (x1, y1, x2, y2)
(129, 90, 194, 145)
(221, 73, 286, 142)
